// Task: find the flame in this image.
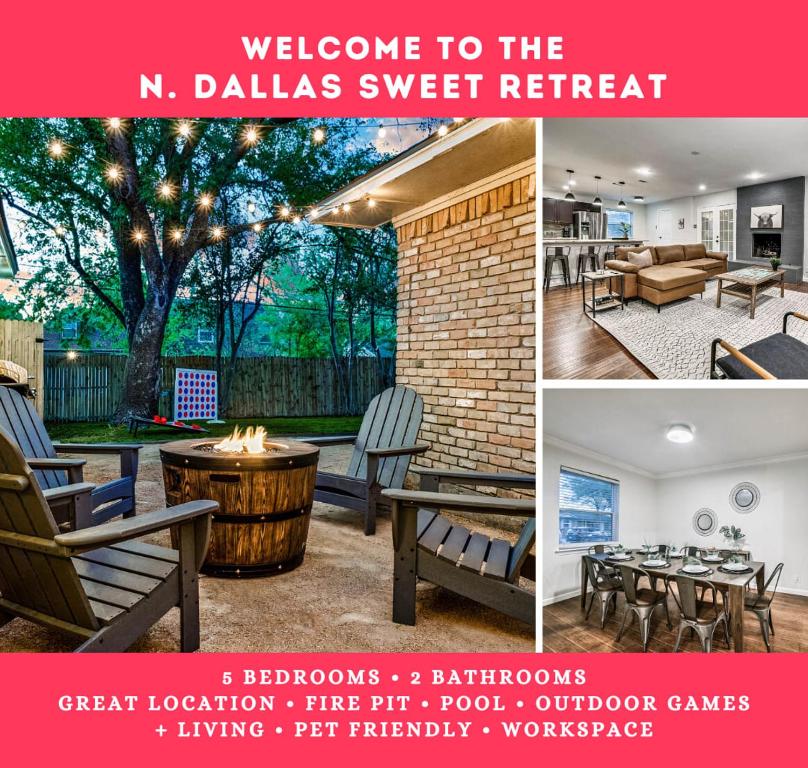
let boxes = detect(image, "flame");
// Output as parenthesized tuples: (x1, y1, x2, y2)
(212, 426, 267, 454)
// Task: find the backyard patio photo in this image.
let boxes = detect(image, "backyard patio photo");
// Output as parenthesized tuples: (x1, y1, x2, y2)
(0, 117, 536, 652)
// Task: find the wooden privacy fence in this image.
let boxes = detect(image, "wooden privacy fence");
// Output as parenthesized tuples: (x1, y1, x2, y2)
(44, 353, 393, 423)
(0, 319, 45, 417)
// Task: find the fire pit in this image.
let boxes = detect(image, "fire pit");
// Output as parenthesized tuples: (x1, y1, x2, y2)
(159, 427, 319, 577)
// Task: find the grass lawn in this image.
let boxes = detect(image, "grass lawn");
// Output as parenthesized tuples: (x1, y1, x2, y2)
(46, 416, 363, 444)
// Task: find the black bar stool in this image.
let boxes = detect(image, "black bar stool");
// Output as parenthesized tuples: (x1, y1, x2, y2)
(602, 244, 616, 267)
(576, 245, 602, 283)
(544, 246, 571, 292)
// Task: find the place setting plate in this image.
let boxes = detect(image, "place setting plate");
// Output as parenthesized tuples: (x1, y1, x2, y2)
(641, 559, 670, 568)
(701, 554, 724, 563)
(718, 563, 753, 574)
(606, 553, 633, 561)
(678, 565, 712, 576)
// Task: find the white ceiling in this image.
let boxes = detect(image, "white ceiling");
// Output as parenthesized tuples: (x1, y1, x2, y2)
(544, 389, 808, 476)
(543, 119, 808, 204)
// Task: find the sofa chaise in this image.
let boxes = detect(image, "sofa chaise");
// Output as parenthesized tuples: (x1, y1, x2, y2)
(605, 243, 728, 310)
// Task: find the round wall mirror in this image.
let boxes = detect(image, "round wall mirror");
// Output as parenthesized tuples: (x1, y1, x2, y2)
(693, 507, 718, 536)
(729, 482, 760, 514)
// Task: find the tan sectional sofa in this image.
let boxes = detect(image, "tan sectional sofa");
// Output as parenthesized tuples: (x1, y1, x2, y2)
(606, 243, 728, 309)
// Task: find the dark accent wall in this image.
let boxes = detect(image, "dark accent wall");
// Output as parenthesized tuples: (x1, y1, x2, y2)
(736, 177, 804, 269)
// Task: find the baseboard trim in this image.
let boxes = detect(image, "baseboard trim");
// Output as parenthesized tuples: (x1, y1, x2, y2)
(543, 589, 581, 607)
(780, 586, 808, 598)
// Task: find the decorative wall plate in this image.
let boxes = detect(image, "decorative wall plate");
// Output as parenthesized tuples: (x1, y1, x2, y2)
(693, 507, 718, 536)
(729, 482, 760, 514)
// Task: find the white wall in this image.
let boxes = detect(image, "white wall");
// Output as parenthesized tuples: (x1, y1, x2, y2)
(656, 458, 808, 597)
(543, 440, 659, 604)
(544, 441, 808, 604)
(644, 188, 737, 248)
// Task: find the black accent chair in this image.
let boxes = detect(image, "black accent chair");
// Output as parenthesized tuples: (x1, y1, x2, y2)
(744, 562, 784, 652)
(616, 564, 671, 652)
(666, 575, 729, 653)
(711, 312, 808, 379)
(583, 556, 623, 629)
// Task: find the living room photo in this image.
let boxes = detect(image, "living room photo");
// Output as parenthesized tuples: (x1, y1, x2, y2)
(542, 388, 808, 654)
(542, 118, 808, 379)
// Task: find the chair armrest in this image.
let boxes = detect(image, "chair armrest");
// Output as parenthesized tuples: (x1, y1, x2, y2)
(604, 260, 640, 274)
(784, 311, 808, 334)
(706, 251, 728, 261)
(54, 499, 218, 553)
(382, 488, 534, 516)
(43, 482, 95, 503)
(29, 457, 87, 483)
(53, 443, 143, 454)
(297, 435, 357, 447)
(366, 443, 429, 458)
(414, 468, 534, 490)
(710, 338, 776, 380)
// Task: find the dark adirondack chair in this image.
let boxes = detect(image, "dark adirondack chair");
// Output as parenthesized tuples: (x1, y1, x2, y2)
(0, 387, 142, 530)
(306, 386, 428, 535)
(0, 426, 216, 652)
(383, 470, 536, 627)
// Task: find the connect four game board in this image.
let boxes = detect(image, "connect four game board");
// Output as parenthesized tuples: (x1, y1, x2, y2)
(174, 368, 218, 421)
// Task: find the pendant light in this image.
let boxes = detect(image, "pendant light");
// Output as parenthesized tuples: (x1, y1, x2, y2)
(616, 180, 626, 208)
(564, 169, 576, 200)
(593, 176, 602, 205)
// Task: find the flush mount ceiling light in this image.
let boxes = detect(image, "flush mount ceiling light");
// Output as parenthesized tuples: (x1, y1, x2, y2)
(635, 167, 652, 175)
(634, 195, 645, 202)
(699, 184, 707, 191)
(666, 424, 694, 444)
(746, 171, 765, 180)
(564, 169, 576, 200)
(593, 175, 602, 205)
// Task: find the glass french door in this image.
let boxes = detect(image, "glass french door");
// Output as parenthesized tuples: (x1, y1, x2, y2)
(699, 205, 735, 258)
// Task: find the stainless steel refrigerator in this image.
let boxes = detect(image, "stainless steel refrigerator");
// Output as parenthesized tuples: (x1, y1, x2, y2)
(573, 210, 608, 239)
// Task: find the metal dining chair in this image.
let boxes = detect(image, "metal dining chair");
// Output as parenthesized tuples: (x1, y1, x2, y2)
(584, 556, 623, 629)
(615, 564, 671, 652)
(666, 575, 730, 653)
(575, 245, 601, 283)
(544, 246, 571, 292)
(744, 562, 784, 652)
(682, 546, 700, 557)
(588, 544, 614, 554)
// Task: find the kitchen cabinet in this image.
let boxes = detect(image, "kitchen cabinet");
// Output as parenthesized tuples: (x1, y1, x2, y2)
(555, 199, 574, 224)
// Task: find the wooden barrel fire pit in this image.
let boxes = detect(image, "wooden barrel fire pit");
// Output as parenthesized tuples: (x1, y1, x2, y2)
(160, 434, 319, 577)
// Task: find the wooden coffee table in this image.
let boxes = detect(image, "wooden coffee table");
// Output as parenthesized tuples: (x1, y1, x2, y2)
(716, 267, 785, 319)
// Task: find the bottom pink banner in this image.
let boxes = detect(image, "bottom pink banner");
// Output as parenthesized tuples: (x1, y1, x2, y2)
(0, 653, 800, 764)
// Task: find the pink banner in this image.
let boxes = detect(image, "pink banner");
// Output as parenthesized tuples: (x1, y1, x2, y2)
(1, 0, 807, 116)
(0, 653, 802, 762)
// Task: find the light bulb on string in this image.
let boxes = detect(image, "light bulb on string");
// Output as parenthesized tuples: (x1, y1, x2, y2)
(377, 125, 387, 138)
(197, 193, 213, 210)
(310, 208, 320, 219)
(280, 206, 290, 218)
(252, 223, 263, 233)
(242, 124, 260, 146)
(292, 215, 301, 225)
(131, 228, 146, 244)
(157, 180, 174, 200)
(54, 224, 66, 237)
(209, 226, 225, 241)
(367, 197, 376, 208)
(48, 139, 66, 158)
(176, 120, 194, 139)
(247, 201, 256, 214)
(105, 164, 123, 184)
(341, 203, 351, 213)
(437, 125, 449, 137)
(170, 228, 183, 243)
(312, 127, 326, 143)
(104, 118, 124, 134)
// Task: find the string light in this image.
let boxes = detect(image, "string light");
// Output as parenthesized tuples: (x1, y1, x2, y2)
(105, 164, 123, 183)
(104, 118, 124, 133)
(157, 180, 174, 200)
(131, 228, 146, 243)
(197, 192, 213, 210)
(247, 201, 256, 214)
(377, 125, 386, 138)
(209, 226, 225, 241)
(367, 198, 376, 208)
(437, 124, 449, 137)
(170, 228, 184, 243)
(54, 224, 66, 237)
(310, 208, 320, 219)
(252, 223, 263, 233)
(312, 127, 326, 143)
(47, 139, 66, 158)
(292, 215, 301, 225)
(341, 203, 351, 213)
(176, 120, 194, 139)
(280, 206, 290, 218)
(242, 124, 260, 145)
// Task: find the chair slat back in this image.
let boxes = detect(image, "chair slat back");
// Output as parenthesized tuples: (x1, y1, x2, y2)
(347, 386, 423, 489)
(0, 387, 64, 490)
(667, 575, 706, 621)
(507, 517, 535, 583)
(0, 425, 96, 630)
(618, 564, 642, 604)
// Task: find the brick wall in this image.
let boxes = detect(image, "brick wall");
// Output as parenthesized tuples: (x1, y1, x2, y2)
(395, 169, 536, 480)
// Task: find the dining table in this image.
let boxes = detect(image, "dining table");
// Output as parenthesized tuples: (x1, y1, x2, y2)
(580, 550, 766, 652)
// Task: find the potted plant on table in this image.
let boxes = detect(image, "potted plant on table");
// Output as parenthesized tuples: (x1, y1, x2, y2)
(769, 256, 782, 271)
(719, 524, 746, 551)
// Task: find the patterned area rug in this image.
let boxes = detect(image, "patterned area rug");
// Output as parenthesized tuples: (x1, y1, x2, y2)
(593, 281, 808, 378)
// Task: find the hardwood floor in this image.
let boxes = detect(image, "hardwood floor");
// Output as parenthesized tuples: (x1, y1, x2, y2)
(543, 592, 808, 653)
(542, 285, 652, 379)
(542, 280, 808, 380)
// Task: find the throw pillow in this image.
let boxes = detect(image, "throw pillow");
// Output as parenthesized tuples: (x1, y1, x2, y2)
(627, 249, 653, 268)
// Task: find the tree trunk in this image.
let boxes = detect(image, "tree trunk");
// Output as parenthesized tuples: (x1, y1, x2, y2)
(112, 294, 171, 423)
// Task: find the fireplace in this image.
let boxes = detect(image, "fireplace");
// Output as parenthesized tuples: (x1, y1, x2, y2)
(160, 432, 320, 577)
(752, 232, 781, 261)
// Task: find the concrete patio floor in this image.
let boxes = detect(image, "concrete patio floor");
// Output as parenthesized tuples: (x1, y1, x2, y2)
(0, 443, 535, 653)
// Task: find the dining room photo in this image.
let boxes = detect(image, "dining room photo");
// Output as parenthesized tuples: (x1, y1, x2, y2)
(541, 387, 808, 653)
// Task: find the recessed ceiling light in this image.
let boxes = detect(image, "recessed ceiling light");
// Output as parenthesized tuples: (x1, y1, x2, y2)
(635, 167, 652, 175)
(633, 195, 645, 202)
(698, 184, 707, 191)
(746, 172, 765, 180)
(691, 151, 700, 156)
(666, 424, 694, 444)
(563, 184, 570, 190)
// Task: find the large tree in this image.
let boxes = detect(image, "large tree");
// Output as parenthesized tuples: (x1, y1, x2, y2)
(0, 117, 379, 421)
